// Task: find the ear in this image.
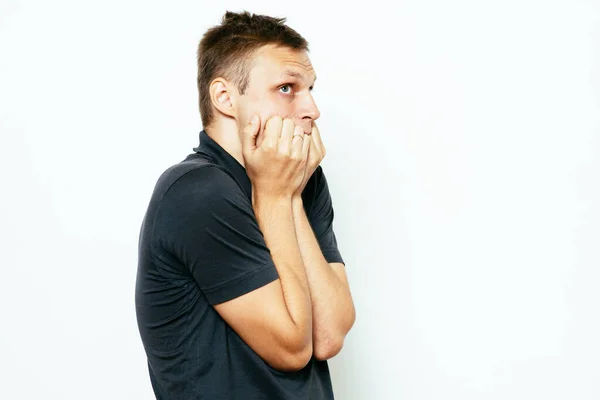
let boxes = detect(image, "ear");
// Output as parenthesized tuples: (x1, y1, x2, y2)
(209, 77, 238, 119)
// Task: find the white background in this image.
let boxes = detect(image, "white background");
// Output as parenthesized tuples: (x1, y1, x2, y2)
(1, 0, 599, 399)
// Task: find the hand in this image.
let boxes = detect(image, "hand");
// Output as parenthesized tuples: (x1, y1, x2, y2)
(242, 115, 311, 199)
(293, 121, 326, 198)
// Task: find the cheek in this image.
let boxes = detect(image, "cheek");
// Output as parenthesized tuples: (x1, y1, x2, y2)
(256, 109, 284, 147)
(263, 102, 294, 123)
(250, 94, 295, 144)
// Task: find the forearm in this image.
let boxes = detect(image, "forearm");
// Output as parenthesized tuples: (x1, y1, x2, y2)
(292, 196, 355, 359)
(252, 192, 312, 341)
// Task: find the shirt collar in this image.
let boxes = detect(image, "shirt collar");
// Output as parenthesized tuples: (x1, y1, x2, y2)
(192, 130, 252, 200)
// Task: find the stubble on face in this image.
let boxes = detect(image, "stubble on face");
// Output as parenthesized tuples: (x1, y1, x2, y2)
(238, 45, 317, 145)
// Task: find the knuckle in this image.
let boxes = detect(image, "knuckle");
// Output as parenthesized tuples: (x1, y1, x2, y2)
(278, 149, 289, 158)
(264, 142, 276, 152)
(270, 115, 283, 124)
(292, 153, 305, 162)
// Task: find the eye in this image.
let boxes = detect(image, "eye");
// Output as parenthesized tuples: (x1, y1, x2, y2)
(279, 84, 292, 94)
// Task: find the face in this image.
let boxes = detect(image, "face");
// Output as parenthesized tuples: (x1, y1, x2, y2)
(235, 44, 320, 140)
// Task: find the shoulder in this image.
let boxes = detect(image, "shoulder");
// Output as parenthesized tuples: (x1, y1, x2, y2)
(145, 158, 247, 226)
(152, 164, 249, 236)
(160, 163, 242, 206)
(302, 165, 335, 219)
(149, 155, 239, 201)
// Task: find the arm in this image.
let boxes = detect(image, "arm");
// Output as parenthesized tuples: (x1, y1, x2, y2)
(212, 116, 314, 371)
(215, 194, 313, 371)
(292, 195, 355, 360)
(165, 165, 313, 372)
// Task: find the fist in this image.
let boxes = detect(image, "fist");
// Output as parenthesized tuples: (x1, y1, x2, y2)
(241, 115, 312, 199)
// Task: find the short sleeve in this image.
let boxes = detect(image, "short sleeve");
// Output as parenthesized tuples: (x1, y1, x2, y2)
(155, 166, 279, 305)
(307, 166, 345, 265)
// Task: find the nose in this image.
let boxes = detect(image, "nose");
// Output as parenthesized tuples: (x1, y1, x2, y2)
(299, 93, 320, 133)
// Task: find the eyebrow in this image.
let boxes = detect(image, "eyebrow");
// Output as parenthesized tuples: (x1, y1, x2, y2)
(280, 69, 317, 84)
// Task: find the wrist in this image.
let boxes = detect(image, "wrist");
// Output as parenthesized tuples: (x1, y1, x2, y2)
(252, 188, 291, 204)
(292, 194, 303, 206)
(292, 196, 306, 217)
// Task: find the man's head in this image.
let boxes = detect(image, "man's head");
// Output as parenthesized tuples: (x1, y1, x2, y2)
(197, 11, 320, 137)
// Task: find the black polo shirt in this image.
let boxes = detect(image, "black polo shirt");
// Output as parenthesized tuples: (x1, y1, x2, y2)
(135, 130, 345, 399)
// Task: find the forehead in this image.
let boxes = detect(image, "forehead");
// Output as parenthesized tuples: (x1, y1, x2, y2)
(249, 44, 316, 81)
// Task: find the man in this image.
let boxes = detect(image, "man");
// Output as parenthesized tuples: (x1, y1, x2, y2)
(135, 10, 355, 399)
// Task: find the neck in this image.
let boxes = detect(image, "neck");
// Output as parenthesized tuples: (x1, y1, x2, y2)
(205, 117, 245, 168)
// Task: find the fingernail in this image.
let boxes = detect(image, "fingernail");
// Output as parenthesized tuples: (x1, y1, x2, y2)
(251, 115, 258, 124)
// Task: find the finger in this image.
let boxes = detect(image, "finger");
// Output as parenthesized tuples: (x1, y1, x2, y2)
(291, 126, 305, 157)
(311, 121, 324, 153)
(263, 116, 283, 149)
(242, 115, 260, 153)
(280, 118, 295, 154)
(301, 130, 311, 159)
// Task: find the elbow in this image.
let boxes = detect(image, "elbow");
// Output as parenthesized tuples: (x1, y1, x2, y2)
(313, 311, 355, 361)
(347, 306, 356, 332)
(266, 330, 313, 372)
(313, 334, 344, 361)
(268, 342, 313, 372)
(282, 345, 313, 371)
